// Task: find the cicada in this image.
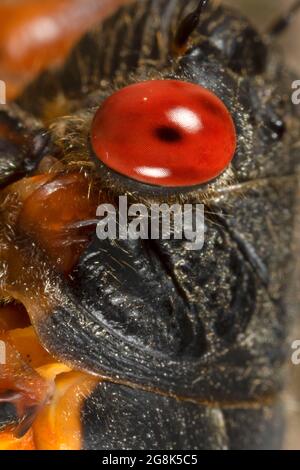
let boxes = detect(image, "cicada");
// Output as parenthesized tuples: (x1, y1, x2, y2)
(0, 0, 299, 450)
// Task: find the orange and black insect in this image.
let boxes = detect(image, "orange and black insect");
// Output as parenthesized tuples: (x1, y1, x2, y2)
(0, 0, 300, 450)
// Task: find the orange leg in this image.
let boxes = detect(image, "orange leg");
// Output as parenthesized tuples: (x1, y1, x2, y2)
(0, 0, 130, 99)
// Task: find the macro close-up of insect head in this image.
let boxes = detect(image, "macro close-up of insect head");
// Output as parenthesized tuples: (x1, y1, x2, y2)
(0, 0, 300, 455)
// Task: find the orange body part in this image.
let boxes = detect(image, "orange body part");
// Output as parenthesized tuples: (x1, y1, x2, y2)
(0, 429, 36, 450)
(0, 173, 101, 449)
(18, 173, 100, 273)
(0, 304, 30, 330)
(0, 0, 127, 450)
(33, 371, 98, 450)
(0, 327, 53, 442)
(0, 0, 129, 99)
(0, 304, 99, 450)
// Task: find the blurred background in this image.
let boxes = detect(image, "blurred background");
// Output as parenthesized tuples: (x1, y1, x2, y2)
(226, 0, 300, 72)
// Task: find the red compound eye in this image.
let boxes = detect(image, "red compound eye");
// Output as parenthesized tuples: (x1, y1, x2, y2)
(91, 80, 237, 187)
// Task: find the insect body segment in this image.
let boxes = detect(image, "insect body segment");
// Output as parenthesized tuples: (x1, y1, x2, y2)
(0, 0, 299, 450)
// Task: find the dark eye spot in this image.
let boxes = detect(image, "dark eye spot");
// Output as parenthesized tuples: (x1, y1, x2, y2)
(154, 126, 182, 143)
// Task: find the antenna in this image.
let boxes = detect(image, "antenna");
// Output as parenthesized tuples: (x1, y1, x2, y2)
(268, 0, 300, 36)
(172, 0, 209, 56)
